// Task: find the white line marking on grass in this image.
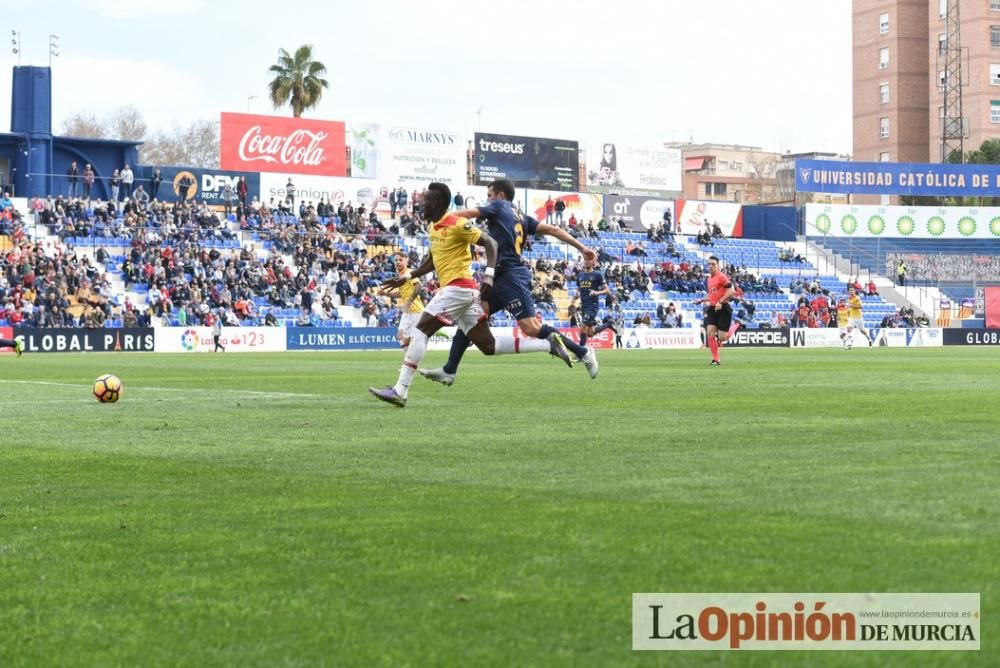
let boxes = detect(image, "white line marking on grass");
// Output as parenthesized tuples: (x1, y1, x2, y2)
(0, 380, 326, 400)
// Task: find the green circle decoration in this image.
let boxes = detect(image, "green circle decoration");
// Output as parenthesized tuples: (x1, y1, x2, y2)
(815, 214, 831, 234)
(867, 215, 886, 235)
(958, 217, 977, 237)
(841, 215, 858, 235)
(990, 217, 1000, 237)
(926, 216, 946, 236)
(896, 216, 915, 236)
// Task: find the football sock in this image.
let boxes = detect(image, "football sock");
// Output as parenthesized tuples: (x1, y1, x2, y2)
(538, 324, 588, 359)
(442, 329, 472, 375)
(708, 335, 720, 362)
(727, 321, 740, 338)
(394, 330, 428, 398)
(579, 333, 589, 347)
(494, 336, 549, 354)
(0, 338, 15, 348)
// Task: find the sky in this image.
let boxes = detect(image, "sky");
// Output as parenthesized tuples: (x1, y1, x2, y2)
(0, 0, 852, 155)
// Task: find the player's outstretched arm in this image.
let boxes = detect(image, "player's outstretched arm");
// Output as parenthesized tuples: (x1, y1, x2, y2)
(536, 222, 597, 263)
(453, 208, 481, 220)
(383, 253, 434, 289)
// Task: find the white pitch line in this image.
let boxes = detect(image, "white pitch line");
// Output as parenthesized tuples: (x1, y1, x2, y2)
(0, 379, 326, 400)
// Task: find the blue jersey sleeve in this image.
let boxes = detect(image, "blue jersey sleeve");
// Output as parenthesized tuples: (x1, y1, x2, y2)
(520, 214, 540, 237)
(477, 200, 503, 220)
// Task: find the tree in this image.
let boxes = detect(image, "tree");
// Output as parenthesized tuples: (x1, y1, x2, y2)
(744, 151, 782, 204)
(944, 139, 1000, 205)
(141, 120, 219, 168)
(107, 105, 148, 142)
(59, 107, 219, 168)
(61, 111, 106, 138)
(268, 45, 329, 117)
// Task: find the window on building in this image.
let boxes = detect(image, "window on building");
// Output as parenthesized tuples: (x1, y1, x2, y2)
(991, 65, 1000, 85)
(880, 13, 889, 35)
(939, 33, 947, 54)
(879, 152, 891, 162)
(705, 183, 728, 197)
(939, 70, 947, 91)
(880, 82, 890, 104)
(992, 26, 1000, 48)
(939, 0, 947, 19)
(992, 101, 1000, 124)
(879, 47, 889, 69)
(992, 0, 1000, 11)
(731, 162, 742, 171)
(880, 117, 890, 139)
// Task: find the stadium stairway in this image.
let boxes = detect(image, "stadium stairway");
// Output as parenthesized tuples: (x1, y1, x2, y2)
(805, 237, 941, 318)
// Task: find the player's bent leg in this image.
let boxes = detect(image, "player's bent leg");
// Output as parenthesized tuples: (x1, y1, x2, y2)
(532, 321, 588, 363)
(420, 328, 472, 386)
(1, 338, 22, 357)
(465, 319, 497, 355)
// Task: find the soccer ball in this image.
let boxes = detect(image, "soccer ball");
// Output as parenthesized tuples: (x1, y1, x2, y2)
(93, 374, 123, 403)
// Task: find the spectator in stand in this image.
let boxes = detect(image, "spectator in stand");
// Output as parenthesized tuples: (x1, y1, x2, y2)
(67, 161, 80, 198)
(109, 169, 121, 204)
(149, 169, 163, 201)
(711, 222, 725, 239)
(120, 164, 134, 201)
(545, 195, 555, 224)
(396, 187, 407, 215)
(80, 163, 96, 201)
(896, 259, 907, 286)
(567, 213, 577, 232)
(662, 208, 673, 238)
(236, 175, 248, 210)
(554, 197, 566, 227)
(132, 185, 149, 209)
(867, 279, 879, 296)
(222, 181, 235, 218)
(453, 191, 464, 210)
(176, 172, 194, 203)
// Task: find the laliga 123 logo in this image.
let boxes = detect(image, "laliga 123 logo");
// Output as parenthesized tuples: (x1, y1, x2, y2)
(181, 329, 199, 352)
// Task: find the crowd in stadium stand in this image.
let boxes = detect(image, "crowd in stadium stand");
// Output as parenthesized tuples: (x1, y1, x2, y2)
(3, 179, 871, 333)
(886, 251, 1000, 282)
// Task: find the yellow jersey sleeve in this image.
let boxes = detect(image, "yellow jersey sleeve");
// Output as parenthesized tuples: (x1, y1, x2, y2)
(455, 218, 482, 245)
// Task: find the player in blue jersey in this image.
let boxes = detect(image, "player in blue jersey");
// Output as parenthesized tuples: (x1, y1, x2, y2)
(419, 178, 600, 385)
(575, 256, 613, 349)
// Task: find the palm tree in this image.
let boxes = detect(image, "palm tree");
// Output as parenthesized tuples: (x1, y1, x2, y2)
(268, 45, 329, 118)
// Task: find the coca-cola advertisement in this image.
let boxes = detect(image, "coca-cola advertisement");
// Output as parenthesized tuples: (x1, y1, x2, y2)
(220, 112, 347, 176)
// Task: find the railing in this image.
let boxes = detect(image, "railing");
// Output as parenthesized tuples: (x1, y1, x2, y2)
(800, 219, 949, 321)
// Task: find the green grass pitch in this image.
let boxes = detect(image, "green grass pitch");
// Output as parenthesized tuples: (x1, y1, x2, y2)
(1, 348, 997, 666)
